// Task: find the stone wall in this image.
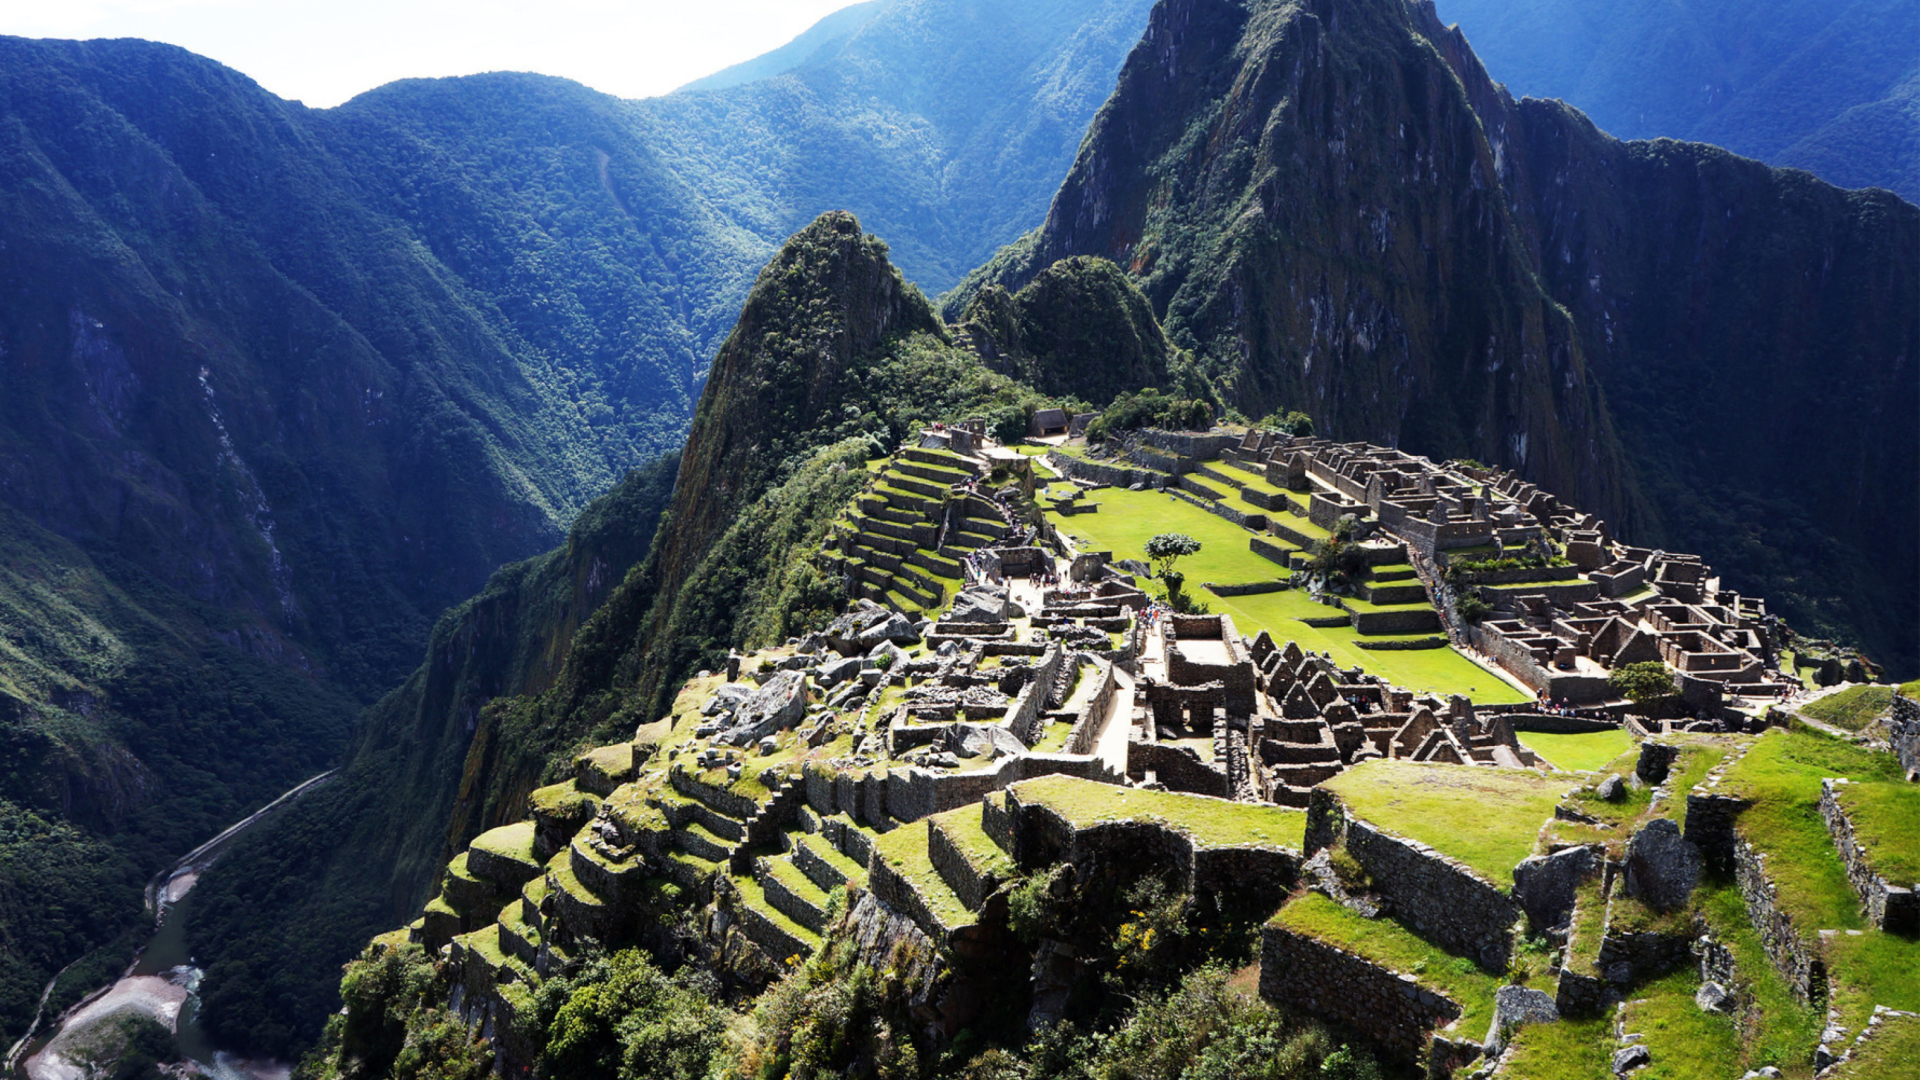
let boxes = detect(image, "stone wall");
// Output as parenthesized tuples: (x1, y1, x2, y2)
(802, 753, 1116, 825)
(1259, 925, 1462, 1062)
(1345, 605, 1442, 635)
(1064, 660, 1118, 756)
(1002, 788, 1298, 910)
(1305, 790, 1518, 969)
(1250, 536, 1296, 569)
(1127, 740, 1230, 797)
(1734, 836, 1826, 1004)
(1045, 451, 1164, 490)
(1504, 714, 1619, 735)
(1889, 694, 1920, 780)
(1168, 486, 1266, 530)
(1142, 428, 1236, 460)
(1205, 580, 1289, 597)
(1819, 779, 1918, 933)
(1682, 793, 1752, 875)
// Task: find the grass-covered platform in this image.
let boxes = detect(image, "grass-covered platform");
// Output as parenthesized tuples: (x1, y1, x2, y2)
(1320, 761, 1564, 883)
(1268, 892, 1499, 1033)
(1010, 774, 1306, 850)
(1515, 729, 1635, 772)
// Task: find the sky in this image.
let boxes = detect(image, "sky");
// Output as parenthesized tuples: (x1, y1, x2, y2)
(0, 0, 858, 107)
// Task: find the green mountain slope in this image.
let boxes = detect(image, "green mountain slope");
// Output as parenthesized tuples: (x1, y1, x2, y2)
(958, 0, 1918, 675)
(0, 1, 1157, 1047)
(1433, 0, 1920, 201)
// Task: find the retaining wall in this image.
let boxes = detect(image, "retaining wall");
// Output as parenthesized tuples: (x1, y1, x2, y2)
(1734, 836, 1826, 1004)
(1305, 789, 1517, 969)
(1819, 779, 1918, 933)
(1259, 926, 1462, 1061)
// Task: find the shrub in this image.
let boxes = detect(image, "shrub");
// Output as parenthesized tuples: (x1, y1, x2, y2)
(1257, 409, 1315, 437)
(1455, 593, 1492, 624)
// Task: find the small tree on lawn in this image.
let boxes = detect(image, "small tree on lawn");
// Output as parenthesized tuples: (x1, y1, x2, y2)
(1611, 661, 1676, 703)
(1145, 533, 1202, 582)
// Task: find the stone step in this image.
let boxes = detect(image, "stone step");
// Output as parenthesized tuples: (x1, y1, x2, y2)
(908, 548, 964, 580)
(903, 447, 980, 474)
(876, 485, 941, 515)
(755, 854, 834, 933)
(673, 819, 734, 862)
(894, 461, 973, 488)
(823, 813, 878, 866)
(886, 473, 949, 500)
(654, 788, 749, 841)
(498, 904, 539, 967)
(1270, 762, 1344, 787)
(869, 818, 976, 943)
(441, 852, 499, 912)
(546, 852, 614, 942)
(869, 504, 923, 527)
(663, 848, 724, 893)
(1364, 582, 1431, 605)
(961, 516, 1009, 539)
(570, 835, 648, 907)
(792, 832, 868, 892)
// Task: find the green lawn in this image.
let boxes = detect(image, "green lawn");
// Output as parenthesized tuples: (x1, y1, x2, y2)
(1047, 485, 1528, 702)
(1009, 774, 1306, 850)
(1834, 782, 1920, 885)
(1516, 729, 1636, 772)
(1270, 892, 1499, 1032)
(1695, 881, 1823, 1070)
(1800, 685, 1896, 731)
(1320, 761, 1564, 884)
(1205, 460, 1286, 495)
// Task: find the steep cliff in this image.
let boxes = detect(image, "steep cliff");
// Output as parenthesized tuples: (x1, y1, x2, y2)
(959, 0, 1918, 673)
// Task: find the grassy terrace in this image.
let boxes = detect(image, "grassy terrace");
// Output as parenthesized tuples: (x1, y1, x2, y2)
(1719, 727, 1919, 1034)
(871, 822, 973, 931)
(1011, 774, 1306, 850)
(1833, 781, 1920, 885)
(1694, 881, 1823, 1071)
(1516, 729, 1636, 772)
(1835, 1014, 1920, 1078)
(1270, 893, 1499, 1033)
(1320, 761, 1564, 884)
(1800, 685, 1897, 731)
(1045, 486, 1527, 702)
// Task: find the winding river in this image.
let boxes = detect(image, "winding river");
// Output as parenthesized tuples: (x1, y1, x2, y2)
(10, 771, 338, 1080)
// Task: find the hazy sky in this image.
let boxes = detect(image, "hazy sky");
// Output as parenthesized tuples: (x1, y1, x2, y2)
(0, 0, 857, 107)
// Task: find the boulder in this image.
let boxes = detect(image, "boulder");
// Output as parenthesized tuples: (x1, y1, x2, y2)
(1611, 1045, 1650, 1075)
(1484, 985, 1559, 1056)
(948, 592, 1007, 625)
(1623, 818, 1702, 912)
(856, 611, 920, 650)
(1694, 981, 1732, 1013)
(940, 723, 1026, 760)
(816, 657, 864, 688)
(721, 670, 808, 746)
(825, 600, 895, 655)
(1512, 844, 1599, 931)
(1595, 774, 1626, 801)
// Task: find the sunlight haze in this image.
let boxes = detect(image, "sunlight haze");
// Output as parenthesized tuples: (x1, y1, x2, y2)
(0, 0, 861, 106)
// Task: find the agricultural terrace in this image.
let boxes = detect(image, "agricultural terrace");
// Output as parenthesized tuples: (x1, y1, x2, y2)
(1010, 774, 1307, 851)
(1320, 761, 1565, 884)
(1719, 727, 1920, 1032)
(1044, 486, 1527, 703)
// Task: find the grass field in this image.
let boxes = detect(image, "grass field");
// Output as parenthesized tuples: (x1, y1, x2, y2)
(1321, 761, 1563, 883)
(1619, 966, 1744, 1080)
(1516, 729, 1636, 772)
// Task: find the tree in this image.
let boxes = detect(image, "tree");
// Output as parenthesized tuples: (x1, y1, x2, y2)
(1145, 534, 1202, 580)
(1610, 661, 1676, 703)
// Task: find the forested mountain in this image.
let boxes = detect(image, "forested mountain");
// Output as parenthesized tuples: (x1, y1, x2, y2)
(1434, 0, 1920, 202)
(2, 0, 1913, 1066)
(0, 0, 1154, 1050)
(959, 0, 1918, 679)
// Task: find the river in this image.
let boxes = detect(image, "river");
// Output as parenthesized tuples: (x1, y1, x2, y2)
(12, 771, 337, 1080)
